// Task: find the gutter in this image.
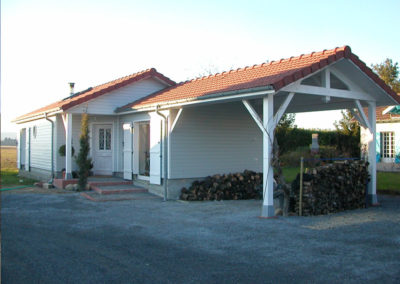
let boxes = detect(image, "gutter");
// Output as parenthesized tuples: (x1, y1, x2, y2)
(115, 86, 275, 115)
(155, 105, 168, 201)
(13, 109, 62, 124)
(44, 113, 55, 184)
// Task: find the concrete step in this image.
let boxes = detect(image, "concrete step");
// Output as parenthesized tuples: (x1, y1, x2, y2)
(54, 178, 133, 189)
(80, 191, 161, 202)
(88, 180, 132, 187)
(91, 184, 148, 195)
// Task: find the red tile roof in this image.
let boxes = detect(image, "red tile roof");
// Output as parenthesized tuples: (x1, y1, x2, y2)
(13, 68, 175, 122)
(376, 101, 400, 122)
(119, 46, 400, 111)
(362, 95, 400, 122)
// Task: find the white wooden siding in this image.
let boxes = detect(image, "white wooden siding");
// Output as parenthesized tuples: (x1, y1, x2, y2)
(169, 102, 263, 179)
(68, 78, 167, 115)
(23, 118, 55, 171)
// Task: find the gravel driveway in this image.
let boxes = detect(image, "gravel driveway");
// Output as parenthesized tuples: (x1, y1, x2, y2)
(1, 190, 400, 283)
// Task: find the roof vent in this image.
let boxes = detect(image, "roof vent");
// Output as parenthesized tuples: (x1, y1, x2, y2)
(69, 82, 75, 96)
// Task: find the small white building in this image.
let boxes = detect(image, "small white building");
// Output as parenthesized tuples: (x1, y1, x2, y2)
(361, 104, 400, 171)
(13, 46, 400, 217)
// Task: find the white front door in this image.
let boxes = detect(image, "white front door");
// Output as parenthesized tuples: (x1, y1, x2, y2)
(123, 123, 133, 180)
(93, 124, 113, 175)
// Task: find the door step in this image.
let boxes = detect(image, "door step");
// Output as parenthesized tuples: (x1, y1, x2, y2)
(81, 180, 160, 202)
(80, 191, 160, 202)
(91, 184, 148, 195)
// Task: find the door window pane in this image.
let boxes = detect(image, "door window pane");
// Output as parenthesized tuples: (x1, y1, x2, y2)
(99, 129, 105, 150)
(105, 129, 111, 150)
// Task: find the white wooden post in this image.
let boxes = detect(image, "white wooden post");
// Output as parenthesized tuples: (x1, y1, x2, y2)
(123, 123, 133, 180)
(367, 101, 378, 205)
(65, 113, 73, 179)
(262, 94, 275, 217)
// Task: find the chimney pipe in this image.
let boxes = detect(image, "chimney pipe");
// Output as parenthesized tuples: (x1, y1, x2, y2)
(69, 82, 75, 96)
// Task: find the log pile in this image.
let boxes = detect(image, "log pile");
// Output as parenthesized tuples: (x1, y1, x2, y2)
(180, 170, 263, 201)
(291, 160, 369, 216)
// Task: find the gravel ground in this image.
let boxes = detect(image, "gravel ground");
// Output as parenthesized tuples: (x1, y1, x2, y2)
(1, 190, 400, 283)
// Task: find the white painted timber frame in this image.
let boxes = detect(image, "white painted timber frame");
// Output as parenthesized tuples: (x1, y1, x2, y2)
(367, 101, 378, 204)
(282, 66, 374, 101)
(284, 66, 379, 205)
(382, 105, 396, 115)
(349, 100, 378, 204)
(242, 92, 294, 217)
(123, 122, 134, 180)
(65, 113, 73, 179)
(354, 100, 372, 131)
(283, 82, 374, 101)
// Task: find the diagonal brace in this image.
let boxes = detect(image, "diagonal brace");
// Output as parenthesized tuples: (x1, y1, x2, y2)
(242, 100, 268, 136)
(354, 100, 372, 133)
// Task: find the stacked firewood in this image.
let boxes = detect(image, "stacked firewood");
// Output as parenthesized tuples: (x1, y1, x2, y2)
(291, 160, 369, 216)
(180, 170, 263, 201)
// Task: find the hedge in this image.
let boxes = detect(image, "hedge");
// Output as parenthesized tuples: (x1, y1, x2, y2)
(276, 127, 360, 157)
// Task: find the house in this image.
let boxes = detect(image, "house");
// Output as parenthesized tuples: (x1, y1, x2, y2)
(360, 101, 400, 171)
(13, 46, 400, 217)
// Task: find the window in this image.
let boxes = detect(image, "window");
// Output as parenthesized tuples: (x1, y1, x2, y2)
(98, 128, 111, 150)
(381, 132, 395, 159)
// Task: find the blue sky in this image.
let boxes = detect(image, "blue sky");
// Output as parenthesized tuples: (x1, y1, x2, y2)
(2, 0, 399, 133)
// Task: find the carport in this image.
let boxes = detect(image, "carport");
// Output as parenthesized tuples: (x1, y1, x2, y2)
(118, 46, 400, 217)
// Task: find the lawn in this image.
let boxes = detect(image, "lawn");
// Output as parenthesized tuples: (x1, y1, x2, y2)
(1, 146, 37, 187)
(282, 167, 300, 183)
(377, 172, 400, 193)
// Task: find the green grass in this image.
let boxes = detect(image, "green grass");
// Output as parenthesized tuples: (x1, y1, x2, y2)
(377, 172, 400, 193)
(1, 146, 37, 187)
(0, 169, 37, 187)
(282, 167, 301, 183)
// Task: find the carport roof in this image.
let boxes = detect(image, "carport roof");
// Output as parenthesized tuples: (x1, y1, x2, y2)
(117, 46, 400, 112)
